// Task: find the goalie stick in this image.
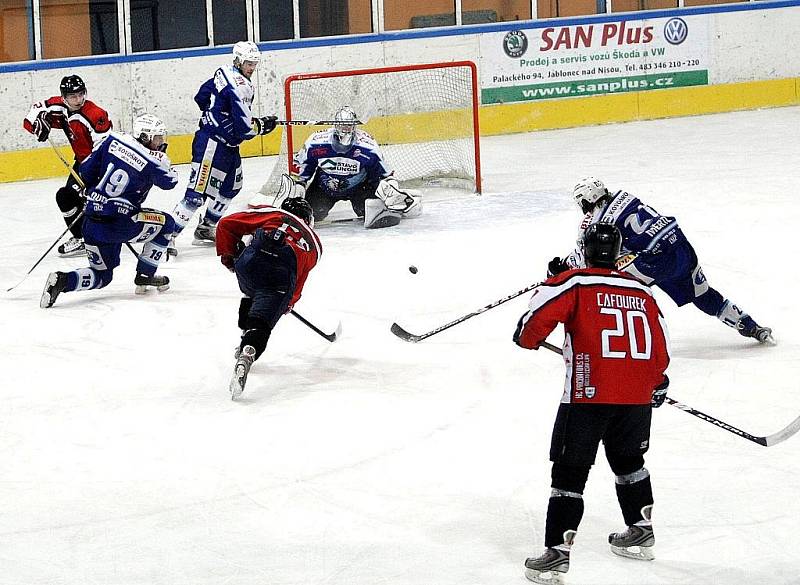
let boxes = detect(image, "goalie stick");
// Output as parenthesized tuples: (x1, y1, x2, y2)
(276, 119, 364, 126)
(291, 310, 341, 342)
(538, 341, 800, 447)
(391, 281, 541, 342)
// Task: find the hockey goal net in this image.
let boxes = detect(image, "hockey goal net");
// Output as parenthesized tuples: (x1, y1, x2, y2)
(259, 61, 481, 196)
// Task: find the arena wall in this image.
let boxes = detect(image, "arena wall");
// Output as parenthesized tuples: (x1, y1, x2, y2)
(1, 1, 798, 183)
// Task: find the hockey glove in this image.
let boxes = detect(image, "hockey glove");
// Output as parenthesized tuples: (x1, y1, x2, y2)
(252, 116, 278, 136)
(254, 227, 286, 253)
(651, 375, 669, 408)
(547, 256, 569, 278)
(32, 111, 51, 142)
(220, 254, 236, 272)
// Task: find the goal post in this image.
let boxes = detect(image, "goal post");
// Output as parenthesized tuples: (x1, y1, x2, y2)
(259, 61, 482, 197)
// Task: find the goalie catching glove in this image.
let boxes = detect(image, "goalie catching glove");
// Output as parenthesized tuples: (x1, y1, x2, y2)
(252, 115, 278, 136)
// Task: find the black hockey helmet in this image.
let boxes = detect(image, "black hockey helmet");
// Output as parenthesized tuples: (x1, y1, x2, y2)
(281, 197, 314, 227)
(60, 75, 86, 96)
(583, 222, 622, 269)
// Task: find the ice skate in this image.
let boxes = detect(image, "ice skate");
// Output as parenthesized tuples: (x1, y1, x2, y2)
(524, 530, 575, 585)
(229, 345, 256, 400)
(40, 271, 68, 308)
(737, 315, 774, 344)
(134, 273, 170, 294)
(609, 505, 655, 561)
(57, 237, 86, 258)
(192, 219, 216, 246)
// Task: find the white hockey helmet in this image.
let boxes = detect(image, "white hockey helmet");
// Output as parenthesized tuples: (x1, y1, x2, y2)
(133, 113, 167, 149)
(573, 176, 609, 214)
(232, 41, 260, 66)
(332, 106, 358, 151)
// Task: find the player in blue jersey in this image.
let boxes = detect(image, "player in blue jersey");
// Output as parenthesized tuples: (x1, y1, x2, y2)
(168, 41, 277, 255)
(276, 106, 421, 229)
(547, 177, 773, 343)
(40, 114, 179, 308)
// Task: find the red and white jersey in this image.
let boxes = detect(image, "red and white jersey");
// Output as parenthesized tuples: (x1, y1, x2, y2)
(514, 267, 670, 405)
(23, 97, 112, 162)
(216, 207, 322, 309)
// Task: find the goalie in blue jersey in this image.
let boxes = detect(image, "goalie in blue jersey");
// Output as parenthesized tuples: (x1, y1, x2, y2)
(273, 106, 421, 229)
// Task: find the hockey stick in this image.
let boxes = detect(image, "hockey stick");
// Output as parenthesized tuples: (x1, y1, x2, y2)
(290, 310, 342, 342)
(391, 281, 541, 342)
(6, 212, 84, 292)
(538, 341, 800, 447)
(47, 137, 140, 259)
(276, 119, 364, 126)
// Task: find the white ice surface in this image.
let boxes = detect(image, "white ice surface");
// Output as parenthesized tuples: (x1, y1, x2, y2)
(1, 107, 799, 585)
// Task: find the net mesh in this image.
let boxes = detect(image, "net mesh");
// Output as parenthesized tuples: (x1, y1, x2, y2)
(260, 62, 479, 196)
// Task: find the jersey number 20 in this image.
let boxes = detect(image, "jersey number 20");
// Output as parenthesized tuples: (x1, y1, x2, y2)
(600, 307, 652, 359)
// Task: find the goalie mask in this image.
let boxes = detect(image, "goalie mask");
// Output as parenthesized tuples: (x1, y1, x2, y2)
(573, 176, 609, 214)
(281, 196, 314, 228)
(332, 106, 358, 152)
(583, 222, 622, 269)
(133, 113, 168, 152)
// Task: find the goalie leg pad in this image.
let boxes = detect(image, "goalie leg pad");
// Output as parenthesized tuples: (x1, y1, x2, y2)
(364, 198, 401, 229)
(402, 192, 422, 218)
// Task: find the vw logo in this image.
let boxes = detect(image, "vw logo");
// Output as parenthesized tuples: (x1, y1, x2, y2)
(664, 18, 688, 45)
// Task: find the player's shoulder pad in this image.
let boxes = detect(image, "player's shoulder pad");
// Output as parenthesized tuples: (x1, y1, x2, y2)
(111, 132, 170, 170)
(44, 96, 67, 108)
(308, 128, 334, 144)
(81, 101, 112, 131)
(353, 129, 379, 149)
(217, 66, 252, 95)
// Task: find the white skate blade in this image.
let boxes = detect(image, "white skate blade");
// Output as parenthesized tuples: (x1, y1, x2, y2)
(525, 568, 566, 585)
(191, 238, 215, 247)
(58, 248, 86, 258)
(135, 283, 170, 295)
(40, 272, 59, 309)
(229, 365, 246, 400)
(610, 544, 655, 561)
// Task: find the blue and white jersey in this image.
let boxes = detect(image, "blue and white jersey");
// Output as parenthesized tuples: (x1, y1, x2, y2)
(80, 131, 178, 219)
(195, 65, 256, 146)
(567, 191, 682, 268)
(294, 128, 392, 196)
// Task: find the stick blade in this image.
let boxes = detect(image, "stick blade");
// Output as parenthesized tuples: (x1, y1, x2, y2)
(327, 321, 343, 342)
(764, 414, 800, 447)
(390, 323, 423, 343)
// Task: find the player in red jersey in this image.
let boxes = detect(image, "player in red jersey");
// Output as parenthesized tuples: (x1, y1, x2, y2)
(216, 197, 322, 399)
(514, 223, 670, 585)
(23, 75, 113, 257)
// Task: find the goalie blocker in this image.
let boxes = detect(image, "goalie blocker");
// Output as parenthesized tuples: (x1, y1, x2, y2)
(250, 174, 421, 229)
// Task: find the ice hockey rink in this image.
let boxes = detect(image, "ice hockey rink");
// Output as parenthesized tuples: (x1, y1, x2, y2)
(1, 106, 799, 585)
